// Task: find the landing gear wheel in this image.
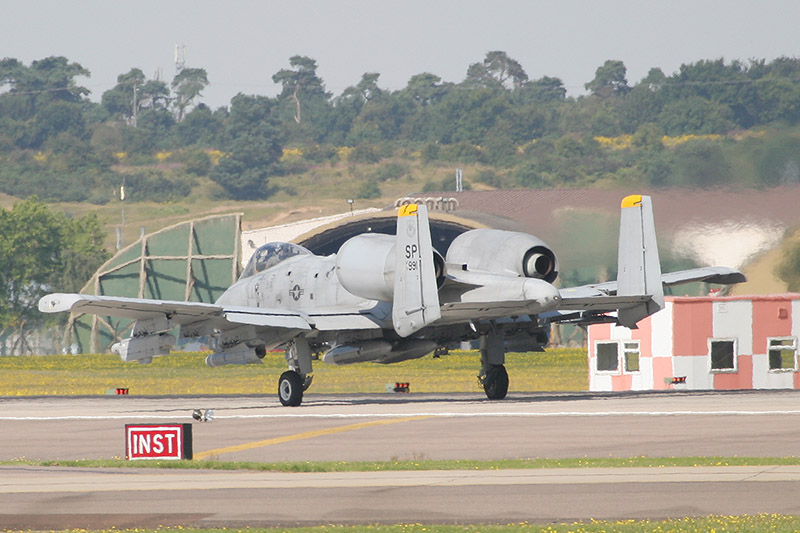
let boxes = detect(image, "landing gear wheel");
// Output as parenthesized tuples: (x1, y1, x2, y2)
(278, 370, 304, 406)
(483, 364, 509, 400)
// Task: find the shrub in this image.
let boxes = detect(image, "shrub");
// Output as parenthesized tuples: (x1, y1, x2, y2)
(356, 179, 381, 199)
(349, 143, 382, 163)
(371, 162, 409, 182)
(184, 150, 212, 176)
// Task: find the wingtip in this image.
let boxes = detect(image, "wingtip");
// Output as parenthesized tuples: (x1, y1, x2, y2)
(38, 293, 82, 313)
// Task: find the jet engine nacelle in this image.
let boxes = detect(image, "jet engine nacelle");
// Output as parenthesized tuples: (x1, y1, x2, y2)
(446, 229, 559, 283)
(336, 233, 446, 302)
(112, 333, 176, 364)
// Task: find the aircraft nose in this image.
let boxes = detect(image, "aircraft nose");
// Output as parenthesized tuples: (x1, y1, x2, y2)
(523, 278, 561, 311)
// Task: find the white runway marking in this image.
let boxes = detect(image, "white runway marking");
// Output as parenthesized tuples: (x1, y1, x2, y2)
(4, 410, 800, 421)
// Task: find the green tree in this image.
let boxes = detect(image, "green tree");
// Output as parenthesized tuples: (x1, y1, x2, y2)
(334, 73, 385, 138)
(430, 88, 511, 144)
(465, 51, 528, 90)
(137, 79, 170, 112)
(404, 73, 450, 106)
(101, 68, 171, 134)
(640, 67, 667, 90)
(210, 94, 283, 199)
(349, 72, 383, 104)
(522, 76, 567, 102)
(777, 239, 800, 292)
(618, 84, 664, 133)
(0, 57, 91, 149)
(585, 60, 629, 97)
(171, 67, 209, 121)
(0, 198, 108, 353)
(176, 104, 224, 146)
(101, 68, 146, 121)
(272, 55, 329, 123)
(658, 96, 735, 135)
(0, 56, 90, 121)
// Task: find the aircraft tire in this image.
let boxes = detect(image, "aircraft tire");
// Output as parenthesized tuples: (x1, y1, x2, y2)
(278, 370, 304, 406)
(483, 364, 509, 400)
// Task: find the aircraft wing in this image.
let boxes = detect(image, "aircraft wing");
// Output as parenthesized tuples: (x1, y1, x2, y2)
(38, 293, 224, 323)
(551, 266, 746, 325)
(38, 293, 380, 333)
(223, 306, 382, 331)
(560, 266, 746, 299)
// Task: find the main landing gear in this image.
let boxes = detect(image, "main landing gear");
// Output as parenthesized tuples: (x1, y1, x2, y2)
(279, 338, 313, 407)
(478, 328, 509, 400)
(278, 370, 304, 406)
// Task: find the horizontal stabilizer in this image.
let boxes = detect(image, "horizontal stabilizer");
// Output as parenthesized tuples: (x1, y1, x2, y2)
(661, 266, 746, 287)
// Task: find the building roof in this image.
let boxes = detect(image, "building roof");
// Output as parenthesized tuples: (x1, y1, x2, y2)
(666, 293, 800, 304)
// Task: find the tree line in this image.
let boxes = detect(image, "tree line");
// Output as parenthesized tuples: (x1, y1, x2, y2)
(0, 197, 107, 353)
(4, 52, 800, 351)
(2, 52, 800, 203)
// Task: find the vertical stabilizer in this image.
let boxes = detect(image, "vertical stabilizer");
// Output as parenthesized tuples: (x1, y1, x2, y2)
(616, 194, 664, 328)
(392, 204, 441, 337)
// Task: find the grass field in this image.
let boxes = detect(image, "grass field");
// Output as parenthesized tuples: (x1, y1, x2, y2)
(11, 515, 800, 532)
(12, 455, 800, 472)
(0, 348, 587, 396)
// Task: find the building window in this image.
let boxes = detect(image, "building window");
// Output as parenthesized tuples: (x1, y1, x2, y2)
(768, 337, 798, 372)
(623, 341, 640, 373)
(709, 339, 737, 372)
(596, 342, 619, 372)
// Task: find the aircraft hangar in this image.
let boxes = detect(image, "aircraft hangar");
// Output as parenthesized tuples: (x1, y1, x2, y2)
(63, 198, 480, 354)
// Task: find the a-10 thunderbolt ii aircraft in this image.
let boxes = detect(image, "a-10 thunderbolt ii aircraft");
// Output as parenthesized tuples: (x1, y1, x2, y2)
(40, 195, 744, 406)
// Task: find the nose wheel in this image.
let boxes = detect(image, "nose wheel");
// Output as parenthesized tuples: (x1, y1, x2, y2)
(278, 370, 304, 406)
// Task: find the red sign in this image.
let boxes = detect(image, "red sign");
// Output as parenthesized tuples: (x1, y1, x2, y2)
(125, 424, 192, 460)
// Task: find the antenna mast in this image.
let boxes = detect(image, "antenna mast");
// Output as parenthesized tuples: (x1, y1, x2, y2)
(174, 43, 186, 74)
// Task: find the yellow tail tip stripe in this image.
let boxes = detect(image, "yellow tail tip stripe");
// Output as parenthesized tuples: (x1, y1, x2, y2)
(621, 194, 643, 208)
(398, 204, 418, 217)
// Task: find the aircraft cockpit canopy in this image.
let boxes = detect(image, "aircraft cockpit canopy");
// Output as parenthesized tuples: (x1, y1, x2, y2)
(240, 242, 311, 279)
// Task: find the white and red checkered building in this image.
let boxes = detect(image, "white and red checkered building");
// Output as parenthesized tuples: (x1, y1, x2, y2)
(587, 294, 800, 391)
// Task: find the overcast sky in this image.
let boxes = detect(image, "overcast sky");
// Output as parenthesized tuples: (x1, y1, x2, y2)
(3, 0, 799, 109)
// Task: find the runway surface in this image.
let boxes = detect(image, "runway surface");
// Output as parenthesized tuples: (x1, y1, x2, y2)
(2, 390, 800, 528)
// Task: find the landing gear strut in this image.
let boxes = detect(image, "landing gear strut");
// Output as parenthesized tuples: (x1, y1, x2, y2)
(280, 338, 313, 406)
(478, 328, 509, 400)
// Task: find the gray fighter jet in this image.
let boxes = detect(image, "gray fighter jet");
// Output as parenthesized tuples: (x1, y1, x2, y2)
(39, 195, 744, 406)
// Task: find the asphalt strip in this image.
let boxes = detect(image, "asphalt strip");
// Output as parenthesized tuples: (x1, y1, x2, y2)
(3, 409, 800, 421)
(3, 466, 800, 493)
